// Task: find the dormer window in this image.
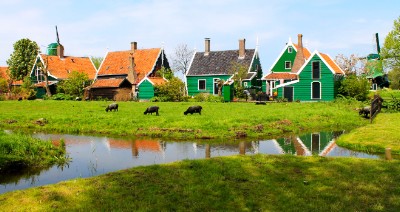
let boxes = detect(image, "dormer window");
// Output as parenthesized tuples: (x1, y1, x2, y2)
(285, 61, 291, 69)
(288, 46, 293, 53)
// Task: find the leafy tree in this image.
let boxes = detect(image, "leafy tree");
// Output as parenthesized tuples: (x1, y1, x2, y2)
(334, 54, 365, 75)
(0, 78, 7, 94)
(228, 61, 248, 88)
(57, 71, 90, 97)
(172, 44, 194, 76)
(91, 56, 104, 70)
(338, 75, 370, 101)
(154, 77, 185, 101)
(156, 67, 174, 80)
(21, 76, 36, 100)
(6, 38, 39, 81)
(381, 16, 400, 89)
(216, 79, 225, 96)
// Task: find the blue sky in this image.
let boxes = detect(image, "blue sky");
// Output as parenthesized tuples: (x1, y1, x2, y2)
(0, 0, 398, 76)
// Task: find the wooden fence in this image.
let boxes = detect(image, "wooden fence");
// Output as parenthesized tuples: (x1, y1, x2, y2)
(370, 94, 383, 123)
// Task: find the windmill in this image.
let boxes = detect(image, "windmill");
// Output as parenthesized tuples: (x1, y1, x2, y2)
(365, 33, 389, 89)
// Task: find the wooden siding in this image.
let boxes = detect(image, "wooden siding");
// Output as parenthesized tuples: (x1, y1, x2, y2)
(186, 75, 231, 96)
(138, 79, 155, 100)
(270, 44, 296, 73)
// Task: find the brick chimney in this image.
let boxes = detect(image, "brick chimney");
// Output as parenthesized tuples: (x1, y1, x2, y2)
(131, 42, 137, 52)
(204, 38, 210, 56)
(239, 39, 246, 59)
(57, 44, 64, 58)
(291, 34, 305, 73)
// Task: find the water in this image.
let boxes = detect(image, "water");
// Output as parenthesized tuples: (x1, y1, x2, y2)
(0, 131, 382, 194)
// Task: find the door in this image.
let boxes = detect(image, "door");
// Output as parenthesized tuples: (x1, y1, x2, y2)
(283, 87, 294, 102)
(312, 82, 321, 99)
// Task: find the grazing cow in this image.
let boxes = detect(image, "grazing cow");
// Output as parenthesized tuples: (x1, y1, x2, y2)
(358, 106, 370, 118)
(184, 105, 202, 115)
(105, 103, 118, 112)
(144, 106, 159, 116)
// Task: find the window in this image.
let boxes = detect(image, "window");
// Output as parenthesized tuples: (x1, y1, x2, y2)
(288, 46, 293, 53)
(312, 82, 321, 99)
(198, 79, 206, 90)
(213, 78, 219, 95)
(285, 61, 291, 69)
(244, 82, 248, 87)
(312, 61, 320, 79)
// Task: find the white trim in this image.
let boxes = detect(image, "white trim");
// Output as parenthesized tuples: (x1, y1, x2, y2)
(271, 139, 285, 154)
(288, 46, 293, 53)
(311, 81, 321, 100)
(319, 52, 345, 75)
(285, 61, 291, 69)
(198, 79, 206, 90)
(311, 61, 321, 80)
(310, 133, 321, 153)
(185, 50, 197, 77)
(264, 37, 293, 77)
(145, 48, 163, 78)
(319, 138, 337, 156)
(213, 78, 220, 95)
(275, 79, 299, 89)
(186, 74, 233, 76)
(94, 51, 109, 80)
(296, 137, 312, 156)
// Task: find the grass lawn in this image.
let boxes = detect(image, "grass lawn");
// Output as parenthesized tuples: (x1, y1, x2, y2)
(1, 154, 399, 211)
(337, 112, 400, 154)
(0, 100, 368, 140)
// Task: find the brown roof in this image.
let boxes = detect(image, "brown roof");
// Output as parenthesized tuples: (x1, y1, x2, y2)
(320, 53, 344, 74)
(40, 54, 97, 80)
(34, 81, 57, 87)
(134, 140, 162, 152)
(0, 66, 23, 85)
(264, 72, 298, 80)
(147, 77, 167, 85)
(90, 78, 126, 88)
(97, 49, 161, 84)
(293, 44, 311, 59)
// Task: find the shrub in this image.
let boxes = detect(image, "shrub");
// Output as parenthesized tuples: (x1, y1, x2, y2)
(338, 75, 370, 101)
(49, 93, 74, 100)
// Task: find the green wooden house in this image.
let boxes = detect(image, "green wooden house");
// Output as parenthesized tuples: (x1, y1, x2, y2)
(186, 38, 263, 101)
(30, 42, 97, 98)
(263, 34, 344, 102)
(88, 42, 170, 101)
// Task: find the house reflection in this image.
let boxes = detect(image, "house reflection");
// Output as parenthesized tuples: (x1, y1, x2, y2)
(107, 139, 165, 157)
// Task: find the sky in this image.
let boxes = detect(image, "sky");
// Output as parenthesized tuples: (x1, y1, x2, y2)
(0, 0, 399, 77)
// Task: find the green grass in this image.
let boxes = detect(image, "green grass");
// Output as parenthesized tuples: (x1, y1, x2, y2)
(1, 154, 399, 211)
(0, 130, 66, 172)
(337, 112, 400, 154)
(0, 100, 368, 140)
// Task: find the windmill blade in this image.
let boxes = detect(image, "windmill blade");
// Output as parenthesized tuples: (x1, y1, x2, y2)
(56, 25, 60, 44)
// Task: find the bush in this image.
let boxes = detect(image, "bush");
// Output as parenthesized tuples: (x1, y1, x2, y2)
(49, 93, 74, 100)
(154, 77, 185, 102)
(338, 75, 370, 101)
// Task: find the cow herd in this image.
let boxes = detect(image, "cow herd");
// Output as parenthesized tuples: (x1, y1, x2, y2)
(105, 103, 202, 116)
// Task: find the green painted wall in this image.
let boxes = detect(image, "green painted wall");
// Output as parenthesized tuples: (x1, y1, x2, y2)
(298, 132, 334, 155)
(186, 75, 231, 96)
(138, 79, 155, 100)
(270, 44, 297, 73)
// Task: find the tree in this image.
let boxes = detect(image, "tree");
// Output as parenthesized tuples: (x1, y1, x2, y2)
(154, 77, 185, 101)
(37, 56, 52, 97)
(381, 16, 400, 89)
(0, 78, 7, 94)
(228, 61, 248, 87)
(156, 67, 173, 80)
(216, 79, 225, 96)
(6, 38, 39, 81)
(57, 71, 90, 97)
(338, 75, 370, 101)
(91, 57, 104, 70)
(334, 54, 365, 75)
(21, 76, 36, 100)
(172, 44, 194, 76)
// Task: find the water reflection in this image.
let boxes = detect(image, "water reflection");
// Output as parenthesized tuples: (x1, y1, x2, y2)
(0, 131, 382, 194)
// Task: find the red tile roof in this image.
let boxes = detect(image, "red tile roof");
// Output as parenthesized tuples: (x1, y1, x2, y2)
(40, 54, 97, 80)
(0, 66, 23, 85)
(90, 78, 126, 88)
(293, 44, 311, 59)
(264, 72, 298, 80)
(134, 140, 162, 152)
(34, 81, 57, 87)
(320, 53, 345, 74)
(147, 77, 166, 85)
(97, 48, 161, 84)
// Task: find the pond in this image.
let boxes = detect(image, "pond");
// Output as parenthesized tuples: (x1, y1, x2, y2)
(0, 131, 382, 194)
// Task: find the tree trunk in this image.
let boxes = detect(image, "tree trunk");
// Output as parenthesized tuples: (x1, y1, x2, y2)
(44, 73, 52, 97)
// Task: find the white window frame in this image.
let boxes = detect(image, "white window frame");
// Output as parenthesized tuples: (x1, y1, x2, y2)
(288, 46, 293, 53)
(285, 61, 292, 70)
(243, 82, 248, 87)
(213, 78, 220, 95)
(311, 81, 321, 100)
(198, 79, 206, 90)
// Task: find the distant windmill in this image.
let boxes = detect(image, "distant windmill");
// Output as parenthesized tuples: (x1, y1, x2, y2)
(56, 25, 60, 45)
(54, 25, 64, 58)
(365, 33, 389, 89)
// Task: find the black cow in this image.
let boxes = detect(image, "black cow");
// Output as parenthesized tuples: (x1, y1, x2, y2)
(358, 106, 371, 118)
(144, 106, 159, 116)
(184, 105, 202, 115)
(105, 103, 118, 112)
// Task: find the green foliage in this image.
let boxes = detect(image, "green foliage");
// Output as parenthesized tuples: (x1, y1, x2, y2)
(229, 61, 248, 87)
(48, 93, 74, 100)
(388, 68, 400, 89)
(381, 16, 400, 89)
(154, 77, 185, 101)
(155, 67, 174, 80)
(21, 76, 36, 100)
(0, 78, 8, 94)
(189, 93, 224, 102)
(6, 38, 39, 81)
(57, 71, 90, 97)
(234, 86, 246, 99)
(90, 57, 104, 70)
(338, 75, 370, 101)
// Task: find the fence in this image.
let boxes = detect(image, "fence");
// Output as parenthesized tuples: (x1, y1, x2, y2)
(370, 94, 383, 123)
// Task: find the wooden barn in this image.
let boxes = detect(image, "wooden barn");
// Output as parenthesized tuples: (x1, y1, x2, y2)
(87, 42, 170, 101)
(263, 34, 344, 102)
(186, 38, 263, 101)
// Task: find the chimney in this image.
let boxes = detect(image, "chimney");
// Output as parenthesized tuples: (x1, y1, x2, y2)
(57, 44, 64, 58)
(204, 38, 210, 56)
(239, 39, 246, 59)
(291, 34, 305, 73)
(131, 42, 137, 52)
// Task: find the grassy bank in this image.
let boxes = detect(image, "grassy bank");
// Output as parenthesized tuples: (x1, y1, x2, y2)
(0, 100, 367, 140)
(337, 112, 400, 154)
(1, 154, 399, 211)
(0, 130, 66, 172)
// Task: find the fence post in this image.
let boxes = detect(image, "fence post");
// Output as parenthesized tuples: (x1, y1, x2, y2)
(385, 148, 392, 160)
